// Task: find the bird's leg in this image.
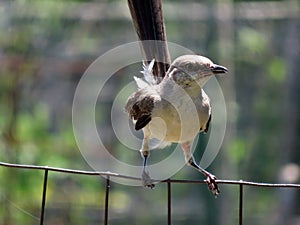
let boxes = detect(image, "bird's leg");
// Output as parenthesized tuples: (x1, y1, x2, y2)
(140, 128, 155, 188)
(181, 142, 220, 196)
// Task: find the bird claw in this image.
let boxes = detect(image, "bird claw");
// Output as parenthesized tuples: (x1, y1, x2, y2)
(142, 170, 155, 189)
(205, 173, 220, 196)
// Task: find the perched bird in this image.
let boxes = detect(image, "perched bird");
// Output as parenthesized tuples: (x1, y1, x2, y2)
(125, 55, 228, 195)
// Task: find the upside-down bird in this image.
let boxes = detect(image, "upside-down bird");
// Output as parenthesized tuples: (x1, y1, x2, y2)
(125, 55, 227, 196)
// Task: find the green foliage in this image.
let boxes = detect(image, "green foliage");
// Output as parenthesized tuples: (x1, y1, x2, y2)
(237, 27, 268, 63)
(227, 138, 247, 165)
(268, 57, 287, 83)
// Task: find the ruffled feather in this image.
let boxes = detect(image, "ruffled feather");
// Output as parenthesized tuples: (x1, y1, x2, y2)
(134, 59, 157, 89)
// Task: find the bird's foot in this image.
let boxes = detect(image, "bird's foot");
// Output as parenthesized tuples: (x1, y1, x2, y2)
(142, 170, 155, 189)
(205, 173, 220, 196)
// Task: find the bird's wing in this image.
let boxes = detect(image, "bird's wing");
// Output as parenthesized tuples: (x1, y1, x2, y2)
(125, 88, 158, 130)
(126, 59, 162, 130)
(203, 114, 211, 133)
(198, 89, 212, 133)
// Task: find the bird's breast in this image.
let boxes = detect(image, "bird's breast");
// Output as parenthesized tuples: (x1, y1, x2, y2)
(148, 96, 209, 143)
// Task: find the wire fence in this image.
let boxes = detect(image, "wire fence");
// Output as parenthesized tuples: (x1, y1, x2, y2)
(1, 161, 300, 225)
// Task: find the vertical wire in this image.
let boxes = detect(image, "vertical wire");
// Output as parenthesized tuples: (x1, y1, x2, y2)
(40, 169, 48, 225)
(239, 183, 243, 225)
(104, 176, 110, 225)
(167, 179, 171, 225)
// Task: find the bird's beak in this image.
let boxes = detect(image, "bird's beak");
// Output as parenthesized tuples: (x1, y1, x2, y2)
(211, 64, 228, 74)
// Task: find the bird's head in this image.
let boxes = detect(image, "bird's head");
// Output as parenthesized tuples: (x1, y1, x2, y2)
(167, 55, 228, 88)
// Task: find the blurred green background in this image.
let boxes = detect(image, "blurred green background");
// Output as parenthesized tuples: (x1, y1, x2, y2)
(0, 0, 299, 224)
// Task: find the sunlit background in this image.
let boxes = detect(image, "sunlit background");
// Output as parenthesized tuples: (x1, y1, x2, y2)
(0, 0, 299, 225)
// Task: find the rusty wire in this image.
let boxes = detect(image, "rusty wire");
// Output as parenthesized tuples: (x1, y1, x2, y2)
(0, 161, 300, 225)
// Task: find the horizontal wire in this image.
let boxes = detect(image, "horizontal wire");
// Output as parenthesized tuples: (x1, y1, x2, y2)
(1, 161, 300, 188)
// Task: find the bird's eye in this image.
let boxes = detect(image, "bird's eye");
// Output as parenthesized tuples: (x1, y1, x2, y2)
(185, 63, 195, 71)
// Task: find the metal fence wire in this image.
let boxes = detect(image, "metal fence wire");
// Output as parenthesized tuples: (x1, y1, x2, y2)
(1, 161, 300, 225)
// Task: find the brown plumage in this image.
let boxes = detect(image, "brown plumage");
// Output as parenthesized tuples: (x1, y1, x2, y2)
(125, 90, 155, 130)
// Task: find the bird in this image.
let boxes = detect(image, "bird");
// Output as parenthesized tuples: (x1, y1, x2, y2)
(125, 54, 228, 196)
